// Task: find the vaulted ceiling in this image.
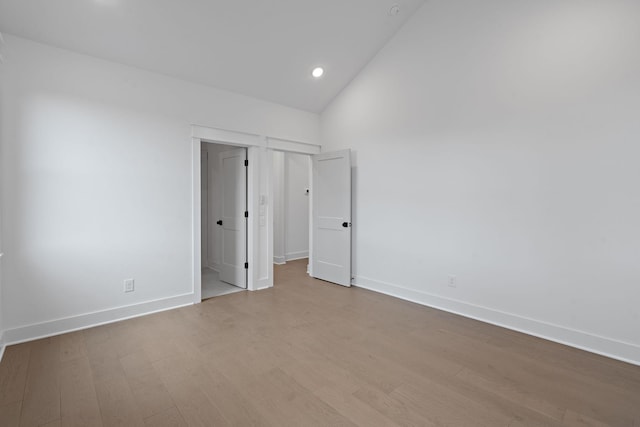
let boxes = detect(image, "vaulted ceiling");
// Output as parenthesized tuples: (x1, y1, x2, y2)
(0, 0, 425, 112)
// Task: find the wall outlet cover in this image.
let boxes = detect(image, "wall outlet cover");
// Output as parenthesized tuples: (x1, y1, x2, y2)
(448, 275, 457, 288)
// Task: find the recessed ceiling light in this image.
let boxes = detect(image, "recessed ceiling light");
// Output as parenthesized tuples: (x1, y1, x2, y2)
(388, 4, 401, 16)
(311, 67, 324, 78)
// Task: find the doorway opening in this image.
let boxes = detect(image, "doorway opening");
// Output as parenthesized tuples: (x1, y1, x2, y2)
(271, 148, 353, 288)
(272, 151, 311, 281)
(201, 141, 248, 300)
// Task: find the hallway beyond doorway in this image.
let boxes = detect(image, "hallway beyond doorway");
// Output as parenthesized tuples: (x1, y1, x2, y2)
(202, 268, 244, 300)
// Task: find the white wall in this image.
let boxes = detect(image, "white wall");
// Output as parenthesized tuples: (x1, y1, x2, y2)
(0, 46, 4, 353)
(272, 152, 310, 264)
(321, 0, 640, 364)
(284, 153, 310, 261)
(0, 35, 319, 342)
(0, 33, 6, 353)
(200, 146, 209, 268)
(272, 151, 286, 264)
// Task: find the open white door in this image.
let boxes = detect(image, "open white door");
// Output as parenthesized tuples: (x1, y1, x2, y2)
(217, 148, 247, 289)
(311, 149, 352, 287)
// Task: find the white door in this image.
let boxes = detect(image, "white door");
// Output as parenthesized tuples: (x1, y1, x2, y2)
(218, 148, 247, 288)
(311, 149, 352, 287)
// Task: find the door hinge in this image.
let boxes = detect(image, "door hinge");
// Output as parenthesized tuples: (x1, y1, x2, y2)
(244, 262, 249, 269)
(244, 211, 249, 218)
(244, 159, 248, 167)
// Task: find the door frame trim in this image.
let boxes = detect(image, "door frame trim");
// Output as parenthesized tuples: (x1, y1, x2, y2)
(191, 125, 320, 303)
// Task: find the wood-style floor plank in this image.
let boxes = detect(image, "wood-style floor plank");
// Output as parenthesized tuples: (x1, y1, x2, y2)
(59, 357, 102, 426)
(143, 406, 187, 427)
(0, 259, 639, 426)
(0, 400, 21, 427)
(0, 344, 31, 409)
(19, 338, 60, 427)
(119, 350, 175, 420)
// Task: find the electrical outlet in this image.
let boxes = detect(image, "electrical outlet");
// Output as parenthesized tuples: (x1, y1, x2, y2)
(448, 275, 457, 288)
(124, 278, 135, 293)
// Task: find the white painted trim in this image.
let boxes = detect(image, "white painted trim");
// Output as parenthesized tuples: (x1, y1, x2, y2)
(272, 151, 286, 267)
(285, 251, 309, 261)
(274, 252, 308, 264)
(2, 293, 194, 346)
(193, 135, 257, 297)
(191, 124, 320, 298)
(267, 148, 275, 288)
(192, 124, 321, 155)
(0, 331, 5, 363)
(247, 146, 261, 291)
(267, 137, 321, 155)
(354, 275, 640, 366)
(307, 155, 314, 277)
(193, 125, 263, 147)
(0, 252, 4, 361)
(255, 146, 274, 290)
(192, 137, 203, 304)
(207, 263, 221, 274)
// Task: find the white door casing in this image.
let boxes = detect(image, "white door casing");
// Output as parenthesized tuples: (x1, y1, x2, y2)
(219, 148, 248, 288)
(311, 149, 352, 287)
(192, 125, 322, 301)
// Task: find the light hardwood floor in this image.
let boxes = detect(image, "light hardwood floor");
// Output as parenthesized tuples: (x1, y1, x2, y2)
(1, 259, 639, 426)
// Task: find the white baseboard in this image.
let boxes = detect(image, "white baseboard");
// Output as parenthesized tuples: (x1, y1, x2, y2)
(2, 293, 194, 347)
(206, 262, 221, 273)
(354, 275, 640, 366)
(275, 251, 308, 264)
(285, 251, 308, 262)
(0, 330, 5, 363)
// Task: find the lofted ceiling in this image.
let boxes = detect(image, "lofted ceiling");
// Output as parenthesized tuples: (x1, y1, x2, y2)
(0, 0, 425, 113)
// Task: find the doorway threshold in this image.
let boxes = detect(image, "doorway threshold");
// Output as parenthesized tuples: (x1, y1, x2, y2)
(202, 268, 245, 299)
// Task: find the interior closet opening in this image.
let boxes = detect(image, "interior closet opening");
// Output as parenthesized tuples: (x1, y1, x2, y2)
(201, 141, 248, 300)
(272, 151, 311, 280)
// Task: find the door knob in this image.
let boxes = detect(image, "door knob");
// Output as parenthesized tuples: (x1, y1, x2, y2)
(216, 220, 223, 225)
(342, 222, 351, 228)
